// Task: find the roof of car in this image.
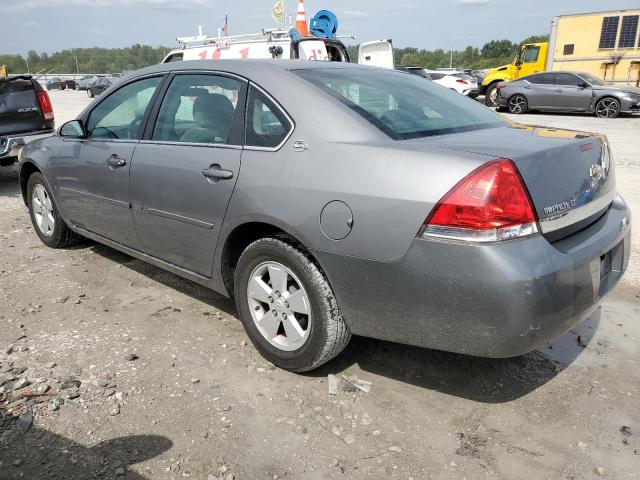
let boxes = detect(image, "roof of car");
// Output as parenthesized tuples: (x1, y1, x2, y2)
(129, 59, 387, 79)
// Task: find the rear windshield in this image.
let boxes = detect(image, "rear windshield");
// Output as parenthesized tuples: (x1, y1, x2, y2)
(293, 68, 503, 139)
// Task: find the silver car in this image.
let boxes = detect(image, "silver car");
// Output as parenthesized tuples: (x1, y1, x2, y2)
(18, 60, 630, 372)
(496, 71, 640, 118)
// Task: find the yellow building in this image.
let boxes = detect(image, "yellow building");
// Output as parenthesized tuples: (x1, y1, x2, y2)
(549, 9, 640, 86)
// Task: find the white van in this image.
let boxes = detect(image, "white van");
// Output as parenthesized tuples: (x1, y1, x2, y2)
(162, 28, 393, 67)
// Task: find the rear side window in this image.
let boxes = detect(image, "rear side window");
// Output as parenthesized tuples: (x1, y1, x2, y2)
(245, 86, 292, 149)
(523, 46, 540, 63)
(152, 74, 244, 145)
(293, 68, 503, 140)
(528, 73, 554, 85)
(554, 73, 582, 87)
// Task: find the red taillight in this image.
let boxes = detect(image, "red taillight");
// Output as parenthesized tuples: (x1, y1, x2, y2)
(421, 160, 539, 242)
(495, 84, 505, 91)
(456, 78, 468, 84)
(37, 91, 54, 122)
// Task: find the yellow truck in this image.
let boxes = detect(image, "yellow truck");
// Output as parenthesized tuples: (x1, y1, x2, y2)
(481, 9, 640, 106)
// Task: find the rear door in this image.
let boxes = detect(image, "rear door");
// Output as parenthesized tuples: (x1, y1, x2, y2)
(130, 72, 246, 277)
(523, 73, 556, 109)
(54, 76, 163, 248)
(552, 73, 593, 110)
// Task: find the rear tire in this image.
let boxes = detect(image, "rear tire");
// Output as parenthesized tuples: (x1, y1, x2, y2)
(87, 89, 94, 98)
(595, 97, 620, 118)
(234, 237, 351, 372)
(508, 94, 528, 114)
(484, 83, 499, 107)
(27, 173, 81, 249)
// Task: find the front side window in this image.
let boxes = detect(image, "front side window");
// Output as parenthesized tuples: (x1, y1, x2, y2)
(152, 74, 243, 145)
(293, 68, 503, 140)
(245, 86, 292, 148)
(86, 76, 161, 140)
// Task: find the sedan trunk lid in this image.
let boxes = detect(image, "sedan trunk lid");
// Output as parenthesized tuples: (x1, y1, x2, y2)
(415, 124, 616, 242)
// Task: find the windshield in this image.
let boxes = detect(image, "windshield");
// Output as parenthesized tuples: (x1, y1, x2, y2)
(578, 73, 609, 87)
(293, 68, 504, 140)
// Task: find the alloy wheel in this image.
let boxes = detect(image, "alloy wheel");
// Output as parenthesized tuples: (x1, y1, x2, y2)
(247, 261, 311, 351)
(32, 184, 55, 237)
(509, 95, 527, 114)
(596, 98, 619, 118)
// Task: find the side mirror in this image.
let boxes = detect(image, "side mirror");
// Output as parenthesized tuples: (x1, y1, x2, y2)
(578, 81, 589, 88)
(59, 120, 86, 138)
(515, 61, 522, 67)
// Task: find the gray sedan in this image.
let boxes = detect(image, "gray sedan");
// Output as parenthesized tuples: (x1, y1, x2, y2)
(496, 71, 640, 118)
(18, 60, 630, 371)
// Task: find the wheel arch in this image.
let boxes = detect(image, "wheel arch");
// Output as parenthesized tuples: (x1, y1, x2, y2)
(19, 161, 43, 206)
(219, 221, 326, 298)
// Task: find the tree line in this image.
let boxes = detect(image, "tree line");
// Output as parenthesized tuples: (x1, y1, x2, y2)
(0, 45, 171, 75)
(1, 35, 549, 75)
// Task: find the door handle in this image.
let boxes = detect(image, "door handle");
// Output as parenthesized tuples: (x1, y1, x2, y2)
(106, 155, 127, 168)
(524, 86, 531, 89)
(201, 164, 234, 182)
(555, 89, 563, 93)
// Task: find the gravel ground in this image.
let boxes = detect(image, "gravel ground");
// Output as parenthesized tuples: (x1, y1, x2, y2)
(0, 90, 639, 480)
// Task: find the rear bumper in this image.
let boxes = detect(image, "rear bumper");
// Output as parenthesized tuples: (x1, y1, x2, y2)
(315, 195, 631, 357)
(0, 129, 54, 162)
(463, 88, 479, 97)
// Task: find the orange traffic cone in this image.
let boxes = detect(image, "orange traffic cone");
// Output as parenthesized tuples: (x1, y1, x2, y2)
(296, 0, 309, 37)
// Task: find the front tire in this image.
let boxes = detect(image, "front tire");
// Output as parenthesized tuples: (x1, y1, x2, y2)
(508, 94, 528, 114)
(27, 173, 80, 248)
(595, 97, 620, 118)
(234, 237, 351, 372)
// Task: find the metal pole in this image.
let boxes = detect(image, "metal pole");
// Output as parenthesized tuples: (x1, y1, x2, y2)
(25, 57, 30, 74)
(75, 56, 80, 74)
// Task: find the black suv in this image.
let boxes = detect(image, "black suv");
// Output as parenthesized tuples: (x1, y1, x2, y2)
(0, 75, 54, 166)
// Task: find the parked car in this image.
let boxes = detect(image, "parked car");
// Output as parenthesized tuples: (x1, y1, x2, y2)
(0, 75, 54, 166)
(426, 70, 479, 97)
(19, 60, 630, 372)
(395, 66, 432, 79)
(496, 71, 640, 118)
(87, 77, 112, 98)
(75, 75, 100, 91)
(46, 77, 77, 91)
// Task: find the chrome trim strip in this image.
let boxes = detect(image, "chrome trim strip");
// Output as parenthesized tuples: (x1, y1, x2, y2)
(422, 223, 539, 243)
(245, 81, 295, 152)
(58, 187, 130, 209)
(138, 140, 242, 150)
(145, 208, 214, 229)
(538, 190, 616, 234)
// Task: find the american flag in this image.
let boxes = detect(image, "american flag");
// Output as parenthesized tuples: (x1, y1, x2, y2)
(221, 13, 228, 37)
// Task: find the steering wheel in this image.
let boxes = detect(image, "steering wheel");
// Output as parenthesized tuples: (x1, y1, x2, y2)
(128, 118, 142, 139)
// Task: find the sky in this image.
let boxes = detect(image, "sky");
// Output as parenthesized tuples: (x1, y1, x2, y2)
(1, 0, 639, 55)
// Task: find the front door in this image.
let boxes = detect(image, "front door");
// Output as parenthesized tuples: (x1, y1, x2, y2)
(552, 73, 593, 110)
(54, 76, 163, 248)
(131, 73, 246, 277)
(514, 45, 542, 80)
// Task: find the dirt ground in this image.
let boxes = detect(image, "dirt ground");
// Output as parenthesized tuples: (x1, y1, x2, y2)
(0, 90, 639, 480)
